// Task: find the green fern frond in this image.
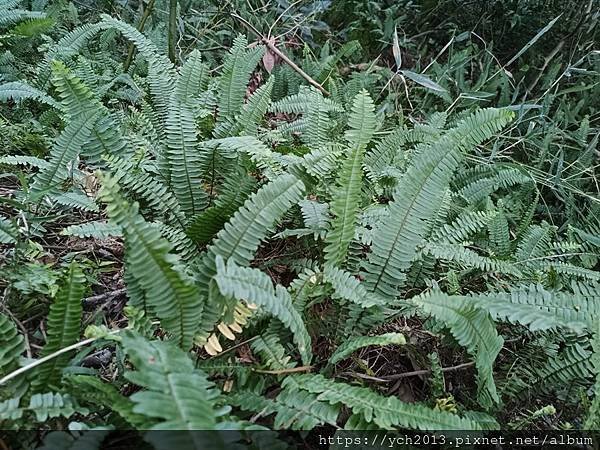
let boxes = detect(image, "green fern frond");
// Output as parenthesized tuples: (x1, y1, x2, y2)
(84, 113, 129, 165)
(0, 397, 21, 422)
(341, 302, 386, 340)
(186, 171, 256, 245)
(324, 266, 385, 308)
(0, 9, 45, 27)
(0, 393, 87, 423)
(515, 224, 552, 265)
(299, 143, 344, 179)
(216, 35, 264, 123)
(105, 155, 183, 222)
(0, 216, 18, 244)
(30, 111, 99, 196)
(297, 199, 330, 239)
(195, 174, 305, 288)
(288, 268, 323, 309)
(423, 243, 520, 275)
(324, 90, 375, 268)
(515, 190, 539, 240)
(49, 61, 129, 165)
(413, 290, 504, 407)
(548, 261, 600, 281)
(488, 210, 510, 257)
(229, 389, 339, 430)
(0, 81, 62, 110)
(50, 61, 98, 118)
(0, 155, 50, 169)
(31, 262, 85, 393)
(465, 284, 593, 332)
(329, 333, 405, 365)
(528, 344, 594, 394)
(194, 175, 304, 345)
(152, 222, 198, 262)
(214, 256, 312, 365)
(204, 136, 285, 178)
(67, 375, 149, 428)
(251, 334, 294, 370)
(121, 333, 229, 434)
(51, 191, 99, 212)
(457, 166, 532, 204)
(270, 87, 343, 115)
(430, 211, 494, 245)
(323, 141, 365, 266)
(43, 23, 104, 66)
(236, 77, 274, 136)
(214, 77, 274, 138)
(427, 111, 448, 129)
(99, 15, 175, 128)
(363, 127, 410, 182)
(271, 87, 343, 148)
(283, 374, 483, 430)
(0, 0, 21, 10)
(61, 221, 122, 239)
(174, 49, 209, 102)
(165, 97, 207, 217)
(344, 89, 377, 150)
(585, 321, 600, 429)
(10, 16, 54, 37)
(98, 175, 203, 349)
(0, 314, 25, 382)
(363, 108, 514, 300)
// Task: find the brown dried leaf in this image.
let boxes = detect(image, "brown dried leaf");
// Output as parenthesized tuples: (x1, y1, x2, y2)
(263, 49, 276, 73)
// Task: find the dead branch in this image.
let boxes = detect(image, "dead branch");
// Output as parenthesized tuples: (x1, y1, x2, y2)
(231, 13, 330, 96)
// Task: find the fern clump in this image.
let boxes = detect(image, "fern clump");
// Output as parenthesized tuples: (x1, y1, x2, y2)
(1, 1, 599, 442)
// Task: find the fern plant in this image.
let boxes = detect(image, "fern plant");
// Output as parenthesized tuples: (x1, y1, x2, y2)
(1, 5, 600, 441)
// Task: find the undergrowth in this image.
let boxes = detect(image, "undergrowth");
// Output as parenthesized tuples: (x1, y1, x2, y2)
(0, 0, 599, 448)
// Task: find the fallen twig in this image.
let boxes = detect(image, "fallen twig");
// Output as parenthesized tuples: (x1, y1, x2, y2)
(83, 288, 127, 309)
(231, 13, 330, 96)
(1, 336, 104, 386)
(383, 361, 475, 381)
(340, 361, 475, 384)
(253, 365, 313, 375)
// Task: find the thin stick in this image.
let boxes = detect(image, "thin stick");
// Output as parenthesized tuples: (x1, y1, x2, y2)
(339, 371, 388, 383)
(231, 13, 330, 96)
(0, 330, 122, 386)
(382, 361, 475, 381)
(267, 0, 302, 39)
(167, 0, 178, 63)
(253, 365, 313, 375)
(83, 288, 127, 308)
(340, 361, 475, 384)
